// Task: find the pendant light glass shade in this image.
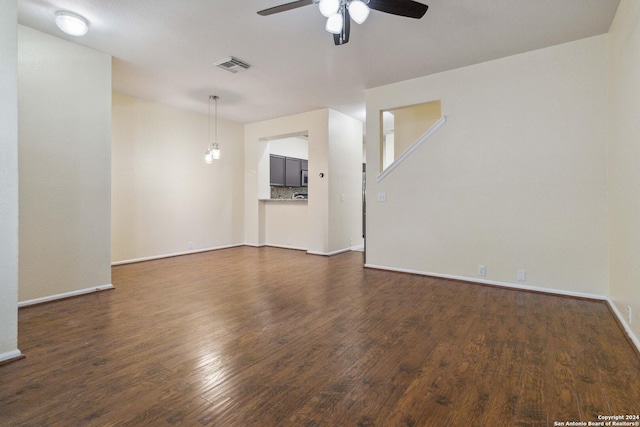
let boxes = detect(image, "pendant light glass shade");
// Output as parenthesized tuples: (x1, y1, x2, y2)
(326, 13, 344, 34)
(348, 0, 370, 24)
(55, 11, 88, 36)
(211, 143, 220, 160)
(204, 145, 220, 163)
(319, 0, 340, 17)
(205, 95, 221, 162)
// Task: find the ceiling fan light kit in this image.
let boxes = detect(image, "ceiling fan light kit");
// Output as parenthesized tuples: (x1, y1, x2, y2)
(326, 13, 344, 34)
(322, 0, 368, 37)
(348, 0, 370, 24)
(319, 0, 340, 17)
(258, 0, 428, 45)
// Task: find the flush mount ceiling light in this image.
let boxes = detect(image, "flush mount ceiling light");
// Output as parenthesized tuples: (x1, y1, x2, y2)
(205, 95, 221, 163)
(258, 0, 428, 46)
(55, 11, 89, 36)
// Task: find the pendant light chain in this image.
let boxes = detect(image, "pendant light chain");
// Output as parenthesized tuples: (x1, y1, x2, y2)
(214, 95, 218, 148)
(205, 95, 221, 163)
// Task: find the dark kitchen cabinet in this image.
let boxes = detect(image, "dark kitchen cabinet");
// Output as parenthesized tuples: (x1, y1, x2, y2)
(270, 155, 286, 186)
(270, 154, 307, 187)
(285, 157, 301, 187)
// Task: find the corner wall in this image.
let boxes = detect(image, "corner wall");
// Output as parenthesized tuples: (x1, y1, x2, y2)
(607, 0, 640, 342)
(244, 109, 363, 255)
(328, 110, 364, 253)
(111, 93, 245, 262)
(0, 0, 20, 361)
(365, 35, 609, 297)
(18, 26, 112, 302)
(244, 109, 330, 253)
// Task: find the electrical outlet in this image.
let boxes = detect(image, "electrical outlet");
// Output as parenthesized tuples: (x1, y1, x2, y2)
(340, 194, 345, 202)
(188, 241, 193, 249)
(628, 306, 632, 324)
(478, 265, 486, 276)
(377, 192, 387, 202)
(517, 269, 526, 281)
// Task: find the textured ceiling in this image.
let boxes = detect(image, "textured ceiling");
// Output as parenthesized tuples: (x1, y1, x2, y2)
(17, 0, 620, 124)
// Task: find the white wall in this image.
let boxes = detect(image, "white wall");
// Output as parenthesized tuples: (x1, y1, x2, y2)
(245, 109, 363, 255)
(111, 93, 245, 262)
(328, 110, 364, 252)
(269, 136, 308, 159)
(263, 133, 310, 250)
(18, 26, 112, 302)
(264, 201, 309, 250)
(263, 134, 310, 250)
(365, 35, 609, 297)
(245, 109, 330, 252)
(608, 0, 640, 341)
(0, 0, 20, 362)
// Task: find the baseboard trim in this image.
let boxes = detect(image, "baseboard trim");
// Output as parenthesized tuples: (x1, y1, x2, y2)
(306, 251, 330, 256)
(245, 244, 360, 256)
(264, 244, 308, 252)
(308, 247, 357, 257)
(0, 349, 23, 365)
(111, 244, 245, 266)
(364, 264, 607, 301)
(18, 284, 114, 308)
(607, 298, 640, 354)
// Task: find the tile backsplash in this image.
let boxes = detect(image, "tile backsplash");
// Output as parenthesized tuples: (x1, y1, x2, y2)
(271, 186, 308, 200)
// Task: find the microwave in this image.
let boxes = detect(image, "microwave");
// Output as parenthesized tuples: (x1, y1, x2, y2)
(301, 169, 308, 187)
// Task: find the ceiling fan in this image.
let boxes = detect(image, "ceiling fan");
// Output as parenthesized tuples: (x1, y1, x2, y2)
(258, 0, 428, 46)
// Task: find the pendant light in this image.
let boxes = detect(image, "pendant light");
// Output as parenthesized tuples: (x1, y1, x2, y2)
(205, 95, 221, 163)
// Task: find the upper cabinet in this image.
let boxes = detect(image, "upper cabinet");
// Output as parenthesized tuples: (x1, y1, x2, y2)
(268, 136, 309, 188)
(270, 155, 307, 187)
(285, 157, 301, 187)
(270, 155, 286, 186)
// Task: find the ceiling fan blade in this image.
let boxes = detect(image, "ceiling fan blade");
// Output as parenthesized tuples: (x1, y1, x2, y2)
(257, 0, 314, 16)
(367, 0, 428, 19)
(333, 7, 351, 45)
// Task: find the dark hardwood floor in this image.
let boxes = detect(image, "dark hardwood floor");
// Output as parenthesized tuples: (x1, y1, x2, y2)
(1, 246, 639, 426)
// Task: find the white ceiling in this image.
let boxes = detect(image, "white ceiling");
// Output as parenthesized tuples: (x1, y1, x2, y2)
(17, 0, 620, 124)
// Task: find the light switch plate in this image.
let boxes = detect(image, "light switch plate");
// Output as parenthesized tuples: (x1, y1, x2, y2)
(478, 265, 486, 276)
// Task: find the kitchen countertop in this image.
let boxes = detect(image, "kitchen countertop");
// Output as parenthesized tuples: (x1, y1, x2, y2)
(259, 198, 308, 202)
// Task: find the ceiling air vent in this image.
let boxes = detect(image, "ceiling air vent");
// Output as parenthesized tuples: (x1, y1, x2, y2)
(213, 56, 252, 73)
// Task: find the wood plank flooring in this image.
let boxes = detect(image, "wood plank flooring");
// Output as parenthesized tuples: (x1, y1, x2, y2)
(1, 246, 639, 426)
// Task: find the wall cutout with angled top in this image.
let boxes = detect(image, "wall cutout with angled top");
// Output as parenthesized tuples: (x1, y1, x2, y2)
(380, 100, 442, 172)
